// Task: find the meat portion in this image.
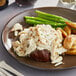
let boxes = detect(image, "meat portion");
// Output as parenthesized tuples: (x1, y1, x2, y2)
(30, 49, 50, 62)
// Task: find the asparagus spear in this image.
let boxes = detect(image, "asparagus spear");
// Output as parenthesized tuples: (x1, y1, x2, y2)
(25, 18, 66, 27)
(36, 10, 62, 19)
(25, 16, 57, 24)
(35, 10, 71, 22)
(26, 19, 43, 25)
(37, 15, 66, 23)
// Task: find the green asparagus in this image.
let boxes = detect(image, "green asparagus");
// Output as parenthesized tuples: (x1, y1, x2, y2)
(25, 16, 58, 24)
(25, 18, 66, 27)
(24, 10, 72, 28)
(37, 15, 67, 23)
(35, 10, 71, 22)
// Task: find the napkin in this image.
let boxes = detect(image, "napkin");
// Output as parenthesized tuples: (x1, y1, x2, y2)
(57, 0, 76, 9)
(9, 0, 15, 5)
(0, 61, 24, 76)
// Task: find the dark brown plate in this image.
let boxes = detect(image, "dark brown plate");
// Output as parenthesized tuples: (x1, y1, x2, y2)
(2, 7, 76, 70)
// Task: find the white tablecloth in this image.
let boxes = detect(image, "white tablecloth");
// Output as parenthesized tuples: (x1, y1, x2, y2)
(0, 0, 76, 76)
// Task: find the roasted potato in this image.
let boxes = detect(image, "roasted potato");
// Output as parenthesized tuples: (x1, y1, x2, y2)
(63, 35, 76, 49)
(64, 26, 71, 35)
(71, 45, 76, 49)
(66, 49, 76, 55)
(56, 28, 67, 38)
(66, 22, 76, 29)
(64, 35, 76, 55)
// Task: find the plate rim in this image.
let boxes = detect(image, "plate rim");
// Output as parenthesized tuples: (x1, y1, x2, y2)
(1, 7, 76, 70)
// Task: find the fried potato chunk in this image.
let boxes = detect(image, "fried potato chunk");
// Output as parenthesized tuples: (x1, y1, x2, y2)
(71, 45, 76, 49)
(66, 22, 76, 29)
(64, 26, 71, 35)
(66, 49, 76, 55)
(63, 35, 76, 49)
(63, 35, 76, 55)
(56, 28, 67, 38)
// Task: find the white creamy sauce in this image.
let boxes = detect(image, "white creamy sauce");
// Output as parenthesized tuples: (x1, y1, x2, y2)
(12, 23, 67, 66)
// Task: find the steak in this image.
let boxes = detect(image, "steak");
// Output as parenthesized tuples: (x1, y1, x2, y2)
(30, 49, 50, 62)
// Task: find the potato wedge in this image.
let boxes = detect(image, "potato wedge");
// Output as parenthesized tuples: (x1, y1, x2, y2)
(56, 28, 67, 38)
(64, 26, 71, 35)
(66, 22, 76, 29)
(74, 40, 76, 45)
(71, 45, 76, 49)
(63, 35, 76, 49)
(63, 35, 73, 49)
(66, 49, 76, 55)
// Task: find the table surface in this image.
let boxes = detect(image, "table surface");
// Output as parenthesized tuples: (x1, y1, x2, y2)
(0, 0, 76, 76)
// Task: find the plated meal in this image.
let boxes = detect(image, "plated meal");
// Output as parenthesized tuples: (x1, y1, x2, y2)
(9, 10, 76, 67)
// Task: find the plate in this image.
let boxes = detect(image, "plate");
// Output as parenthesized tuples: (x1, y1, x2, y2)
(2, 7, 76, 70)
